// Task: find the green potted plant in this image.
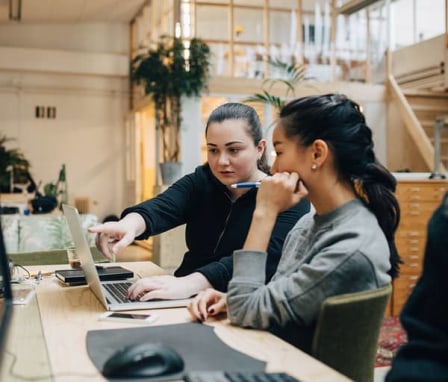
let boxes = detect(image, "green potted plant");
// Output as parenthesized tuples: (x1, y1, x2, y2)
(245, 59, 309, 114)
(0, 134, 31, 193)
(32, 164, 67, 213)
(131, 35, 211, 184)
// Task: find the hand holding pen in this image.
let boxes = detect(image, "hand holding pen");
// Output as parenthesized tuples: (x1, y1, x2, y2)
(231, 181, 261, 189)
(233, 173, 307, 213)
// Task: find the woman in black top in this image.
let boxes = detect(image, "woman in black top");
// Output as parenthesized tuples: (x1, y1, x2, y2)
(90, 103, 310, 300)
(386, 193, 448, 382)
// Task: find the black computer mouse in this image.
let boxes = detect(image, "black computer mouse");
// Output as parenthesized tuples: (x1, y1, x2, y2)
(102, 342, 184, 379)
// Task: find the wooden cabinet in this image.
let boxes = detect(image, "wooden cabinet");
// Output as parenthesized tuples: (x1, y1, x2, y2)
(392, 179, 448, 315)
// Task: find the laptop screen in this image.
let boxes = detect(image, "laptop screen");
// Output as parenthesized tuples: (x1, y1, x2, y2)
(0, 220, 13, 363)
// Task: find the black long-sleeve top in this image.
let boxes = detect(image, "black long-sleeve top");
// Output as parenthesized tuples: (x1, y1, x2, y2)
(121, 164, 310, 291)
(386, 192, 448, 382)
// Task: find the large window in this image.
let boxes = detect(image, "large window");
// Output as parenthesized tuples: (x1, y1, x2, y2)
(391, 0, 444, 49)
(130, 0, 447, 84)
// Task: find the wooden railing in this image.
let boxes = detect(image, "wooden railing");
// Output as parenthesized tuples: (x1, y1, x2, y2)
(391, 35, 446, 91)
(387, 74, 446, 173)
(395, 63, 445, 90)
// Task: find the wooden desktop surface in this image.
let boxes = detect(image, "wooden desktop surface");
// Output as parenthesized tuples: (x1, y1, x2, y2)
(2, 262, 351, 382)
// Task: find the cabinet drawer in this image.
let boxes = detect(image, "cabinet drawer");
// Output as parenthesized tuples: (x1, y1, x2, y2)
(395, 234, 425, 258)
(396, 183, 448, 202)
(399, 202, 439, 216)
(397, 217, 430, 230)
(395, 229, 424, 240)
(399, 255, 423, 274)
(395, 240, 425, 254)
(395, 243, 424, 273)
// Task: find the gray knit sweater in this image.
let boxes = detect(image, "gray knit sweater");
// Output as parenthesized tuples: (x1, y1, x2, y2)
(227, 198, 392, 351)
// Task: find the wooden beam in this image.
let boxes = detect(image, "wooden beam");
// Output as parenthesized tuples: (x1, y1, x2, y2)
(336, 0, 379, 15)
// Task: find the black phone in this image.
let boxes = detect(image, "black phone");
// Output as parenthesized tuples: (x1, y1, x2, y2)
(98, 312, 158, 324)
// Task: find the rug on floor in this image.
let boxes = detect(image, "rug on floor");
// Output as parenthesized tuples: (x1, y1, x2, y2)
(376, 316, 408, 367)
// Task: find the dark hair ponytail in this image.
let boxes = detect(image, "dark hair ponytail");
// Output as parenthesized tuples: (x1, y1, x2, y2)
(205, 103, 270, 173)
(355, 161, 401, 278)
(280, 94, 401, 278)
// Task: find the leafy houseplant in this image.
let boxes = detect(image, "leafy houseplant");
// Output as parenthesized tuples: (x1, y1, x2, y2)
(243, 60, 311, 167)
(131, 35, 211, 180)
(0, 134, 31, 193)
(32, 164, 67, 213)
(245, 59, 309, 117)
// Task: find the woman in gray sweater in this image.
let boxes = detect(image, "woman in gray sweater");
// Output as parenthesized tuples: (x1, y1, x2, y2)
(188, 93, 401, 352)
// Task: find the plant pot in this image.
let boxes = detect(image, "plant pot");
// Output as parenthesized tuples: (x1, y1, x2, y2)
(31, 195, 58, 214)
(159, 162, 182, 185)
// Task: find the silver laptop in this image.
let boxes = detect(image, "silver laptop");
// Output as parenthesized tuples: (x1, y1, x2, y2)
(62, 204, 191, 311)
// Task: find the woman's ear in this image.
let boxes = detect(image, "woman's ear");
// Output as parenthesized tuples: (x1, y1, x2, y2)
(311, 139, 329, 166)
(257, 138, 267, 157)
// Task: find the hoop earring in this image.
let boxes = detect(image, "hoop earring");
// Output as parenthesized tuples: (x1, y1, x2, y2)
(311, 163, 317, 170)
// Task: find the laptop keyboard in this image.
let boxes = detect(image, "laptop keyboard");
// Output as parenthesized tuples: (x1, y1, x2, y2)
(103, 282, 133, 303)
(184, 371, 301, 382)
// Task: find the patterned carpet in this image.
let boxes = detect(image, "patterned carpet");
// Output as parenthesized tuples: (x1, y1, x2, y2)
(376, 316, 408, 367)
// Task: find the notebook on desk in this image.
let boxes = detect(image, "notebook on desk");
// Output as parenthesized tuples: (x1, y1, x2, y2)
(62, 204, 191, 311)
(55, 266, 134, 286)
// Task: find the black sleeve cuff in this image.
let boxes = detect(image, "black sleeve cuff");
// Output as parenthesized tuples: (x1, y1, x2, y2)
(195, 256, 233, 292)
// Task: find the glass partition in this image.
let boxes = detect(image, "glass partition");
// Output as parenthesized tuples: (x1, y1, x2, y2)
(390, 0, 444, 49)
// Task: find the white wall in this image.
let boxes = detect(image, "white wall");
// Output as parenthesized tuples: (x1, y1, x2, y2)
(0, 23, 130, 220)
(180, 96, 203, 175)
(0, 24, 129, 54)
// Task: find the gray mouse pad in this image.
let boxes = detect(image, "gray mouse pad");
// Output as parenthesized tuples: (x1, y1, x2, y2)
(86, 322, 266, 381)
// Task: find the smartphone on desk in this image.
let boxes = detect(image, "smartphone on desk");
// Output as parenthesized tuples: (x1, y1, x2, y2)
(98, 312, 158, 325)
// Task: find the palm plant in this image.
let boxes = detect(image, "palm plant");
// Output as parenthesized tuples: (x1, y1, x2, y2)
(244, 59, 309, 113)
(131, 35, 211, 163)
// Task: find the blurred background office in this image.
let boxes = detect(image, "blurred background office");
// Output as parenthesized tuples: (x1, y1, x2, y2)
(0, 0, 446, 220)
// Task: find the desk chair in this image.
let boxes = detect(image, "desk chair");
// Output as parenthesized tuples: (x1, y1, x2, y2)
(311, 285, 392, 382)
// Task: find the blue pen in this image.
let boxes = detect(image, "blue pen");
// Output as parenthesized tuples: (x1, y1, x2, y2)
(231, 181, 261, 189)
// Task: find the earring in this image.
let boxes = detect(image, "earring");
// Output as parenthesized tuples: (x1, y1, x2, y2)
(311, 163, 317, 170)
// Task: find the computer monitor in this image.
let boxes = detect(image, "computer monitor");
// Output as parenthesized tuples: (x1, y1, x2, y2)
(0, 221, 13, 365)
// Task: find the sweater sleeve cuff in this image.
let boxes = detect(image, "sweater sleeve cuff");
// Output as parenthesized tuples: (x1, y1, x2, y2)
(232, 250, 267, 284)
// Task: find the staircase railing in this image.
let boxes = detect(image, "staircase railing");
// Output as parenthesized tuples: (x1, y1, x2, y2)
(394, 63, 445, 90)
(390, 35, 446, 92)
(387, 74, 444, 172)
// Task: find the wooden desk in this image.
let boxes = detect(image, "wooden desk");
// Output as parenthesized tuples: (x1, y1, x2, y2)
(2, 262, 351, 382)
